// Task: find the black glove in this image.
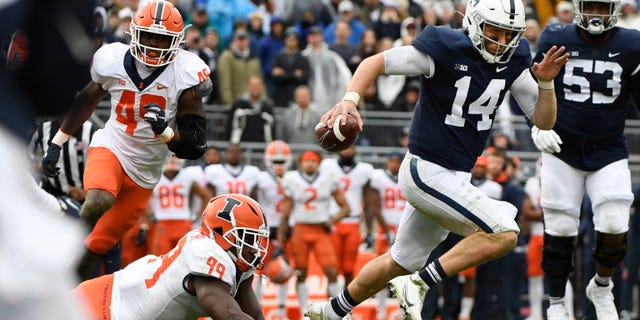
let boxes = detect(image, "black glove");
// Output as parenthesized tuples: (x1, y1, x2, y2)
(363, 233, 374, 249)
(136, 226, 149, 247)
(143, 103, 167, 135)
(42, 143, 62, 177)
(57, 196, 81, 219)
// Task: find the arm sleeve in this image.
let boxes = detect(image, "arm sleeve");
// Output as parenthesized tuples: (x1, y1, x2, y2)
(508, 69, 538, 119)
(382, 46, 435, 77)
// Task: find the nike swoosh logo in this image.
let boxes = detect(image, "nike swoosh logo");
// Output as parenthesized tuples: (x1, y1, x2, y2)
(496, 66, 508, 73)
(608, 52, 620, 58)
(157, 85, 167, 90)
(403, 284, 415, 307)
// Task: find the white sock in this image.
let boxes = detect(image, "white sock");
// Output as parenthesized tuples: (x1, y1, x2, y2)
(277, 284, 287, 311)
(529, 276, 544, 318)
(459, 296, 474, 318)
(594, 273, 612, 286)
(565, 280, 574, 319)
(253, 276, 263, 305)
(297, 282, 308, 310)
(376, 288, 387, 318)
(327, 281, 340, 297)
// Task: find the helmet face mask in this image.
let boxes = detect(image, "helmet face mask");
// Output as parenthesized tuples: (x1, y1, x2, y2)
(573, 0, 620, 34)
(463, 0, 526, 64)
(201, 195, 270, 272)
(130, 0, 185, 67)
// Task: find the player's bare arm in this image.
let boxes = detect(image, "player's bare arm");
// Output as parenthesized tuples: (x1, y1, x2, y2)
(362, 183, 377, 234)
(235, 275, 266, 320)
(329, 188, 351, 226)
(277, 196, 293, 244)
(529, 45, 569, 130)
(367, 185, 390, 235)
(190, 274, 254, 320)
(60, 81, 109, 135)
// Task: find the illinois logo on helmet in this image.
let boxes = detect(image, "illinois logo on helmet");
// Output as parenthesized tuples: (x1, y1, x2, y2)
(201, 194, 270, 271)
(130, 0, 185, 67)
(264, 140, 292, 177)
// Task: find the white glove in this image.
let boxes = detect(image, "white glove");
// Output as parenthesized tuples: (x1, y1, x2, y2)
(531, 126, 563, 153)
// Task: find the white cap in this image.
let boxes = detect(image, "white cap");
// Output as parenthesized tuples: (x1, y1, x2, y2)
(556, 1, 573, 13)
(118, 6, 133, 20)
(621, 0, 637, 9)
(338, 0, 354, 13)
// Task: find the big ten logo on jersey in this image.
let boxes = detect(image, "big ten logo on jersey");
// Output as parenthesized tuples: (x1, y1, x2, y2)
(197, 67, 210, 83)
(116, 91, 167, 134)
(384, 187, 405, 210)
(304, 187, 318, 210)
(227, 181, 248, 195)
(158, 184, 185, 209)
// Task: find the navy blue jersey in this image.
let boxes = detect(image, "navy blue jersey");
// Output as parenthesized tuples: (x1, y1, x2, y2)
(409, 25, 532, 171)
(535, 24, 640, 171)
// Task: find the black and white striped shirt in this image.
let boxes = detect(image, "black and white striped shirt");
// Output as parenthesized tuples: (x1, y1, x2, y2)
(29, 120, 97, 196)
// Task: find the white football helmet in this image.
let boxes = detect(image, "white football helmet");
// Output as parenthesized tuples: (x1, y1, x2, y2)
(463, 0, 526, 64)
(573, 0, 620, 34)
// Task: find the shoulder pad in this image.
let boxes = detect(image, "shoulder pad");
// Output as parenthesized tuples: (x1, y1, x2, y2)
(193, 78, 213, 98)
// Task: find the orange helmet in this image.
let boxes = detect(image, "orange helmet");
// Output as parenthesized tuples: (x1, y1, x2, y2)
(264, 140, 292, 176)
(201, 194, 270, 271)
(263, 255, 296, 284)
(130, 0, 184, 67)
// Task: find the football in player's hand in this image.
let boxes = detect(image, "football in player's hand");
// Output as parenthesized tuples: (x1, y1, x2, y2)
(315, 114, 359, 152)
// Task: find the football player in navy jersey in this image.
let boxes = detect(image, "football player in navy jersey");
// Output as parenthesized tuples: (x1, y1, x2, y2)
(305, 0, 569, 318)
(530, 0, 640, 318)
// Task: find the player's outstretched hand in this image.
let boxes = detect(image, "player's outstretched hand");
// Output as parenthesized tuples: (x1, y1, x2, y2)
(42, 143, 62, 177)
(143, 102, 167, 135)
(531, 126, 563, 153)
(320, 100, 364, 131)
(532, 45, 570, 82)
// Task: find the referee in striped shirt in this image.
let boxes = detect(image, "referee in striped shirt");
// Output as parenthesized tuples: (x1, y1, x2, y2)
(29, 119, 96, 201)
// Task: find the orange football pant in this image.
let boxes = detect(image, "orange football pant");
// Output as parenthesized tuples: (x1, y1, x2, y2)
(290, 224, 337, 270)
(149, 219, 192, 256)
(331, 222, 361, 276)
(83, 147, 153, 254)
(375, 224, 399, 256)
(527, 234, 544, 276)
(73, 273, 114, 320)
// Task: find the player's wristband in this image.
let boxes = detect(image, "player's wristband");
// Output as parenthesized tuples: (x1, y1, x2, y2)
(51, 130, 71, 146)
(538, 80, 554, 90)
(159, 127, 174, 143)
(342, 91, 361, 106)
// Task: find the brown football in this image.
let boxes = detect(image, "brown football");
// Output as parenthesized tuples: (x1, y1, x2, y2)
(315, 114, 359, 152)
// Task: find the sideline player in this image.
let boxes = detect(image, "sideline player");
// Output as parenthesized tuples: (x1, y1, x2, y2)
(73, 194, 269, 320)
(205, 144, 261, 198)
(306, 0, 569, 317)
(530, 0, 640, 318)
(41, 0, 211, 280)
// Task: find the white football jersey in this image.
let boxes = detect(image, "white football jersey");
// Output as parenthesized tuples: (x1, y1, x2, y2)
(320, 159, 374, 223)
(205, 164, 261, 196)
(370, 169, 405, 227)
(256, 171, 285, 228)
(89, 42, 209, 189)
(109, 229, 253, 319)
(475, 179, 503, 201)
(150, 167, 205, 221)
(524, 176, 544, 236)
(281, 170, 339, 224)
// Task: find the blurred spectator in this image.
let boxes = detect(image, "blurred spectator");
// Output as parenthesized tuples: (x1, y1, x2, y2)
(94, 6, 116, 45)
(391, 80, 420, 111)
(552, 1, 575, 24)
(329, 20, 361, 73)
(226, 76, 276, 144)
(433, 0, 459, 27)
(295, 9, 326, 48)
(115, 6, 133, 44)
(181, 27, 211, 65)
(373, 4, 402, 40)
(324, 1, 366, 46)
(217, 29, 263, 107)
(185, 3, 212, 36)
(206, 0, 257, 48)
(362, 81, 384, 111)
(393, 17, 417, 47)
(358, 28, 378, 59)
(248, 11, 266, 41)
(399, 126, 409, 149)
(419, 3, 439, 27)
(202, 27, 221, 104)
(357, 0, 386, 27)
(258, 16, 286, 98)
(271, 27, 311, 107)
(375, 37, 405, 108)
(524, 19, 541, 57)
(618, 0, 640, 29)
(276, 85, 322, 144)
(225, 18, 260, 54)
(282, 0, 335, 26)
(302, 26, 351, 112)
